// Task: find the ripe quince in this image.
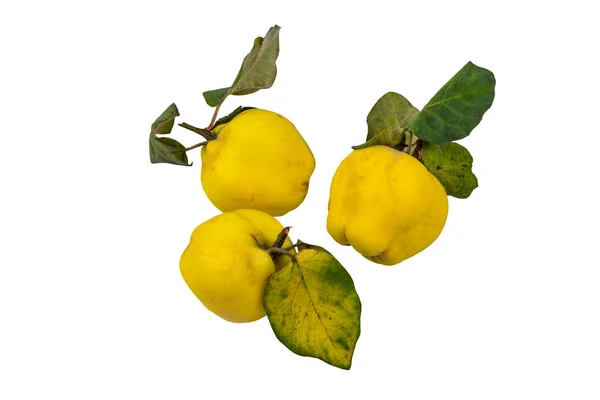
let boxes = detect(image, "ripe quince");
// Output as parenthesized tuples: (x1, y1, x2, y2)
(180, 209, 293, 322)
(327, 145, 448, 266)
(201, 109, 315, 216)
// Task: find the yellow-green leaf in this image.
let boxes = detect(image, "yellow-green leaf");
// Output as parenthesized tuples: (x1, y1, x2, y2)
(264, 243, 361, 370)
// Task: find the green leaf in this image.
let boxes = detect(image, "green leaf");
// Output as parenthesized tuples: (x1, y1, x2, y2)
(149, 134, 191, 166)
(353, 92, 419, 149)
(148, 103, 191, 166)
(230, 25, 280, 95)
(151, 103, 180, 135)
(201, 25, 281, 107)
(211, 106, 256, 131)
(408, 61, 495, 145)
(421, 141, 478, 198)
(264, 243, 361, 370)
(202, 87, 230, 108)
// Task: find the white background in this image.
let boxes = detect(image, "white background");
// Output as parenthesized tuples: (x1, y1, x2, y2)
(1, 1, 599, 399)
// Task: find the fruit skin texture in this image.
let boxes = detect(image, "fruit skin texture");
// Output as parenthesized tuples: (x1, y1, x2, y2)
(327, 145, 448, 266)
(180, 209, 293, 323)
(201, 109, 315, 217)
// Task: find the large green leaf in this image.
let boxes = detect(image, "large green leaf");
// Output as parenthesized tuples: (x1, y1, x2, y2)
(409, 61, 495, 145)
(264, 244, 361, 370)
(202, 25, 280, 107)
(354, 92, 419, 150)
(421, 141, 478, 198)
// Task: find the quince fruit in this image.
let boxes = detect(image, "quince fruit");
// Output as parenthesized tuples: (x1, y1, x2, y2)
(201, 109, 315, 216)
(180, 209, 293, 322)
(327, 145, 448, 266)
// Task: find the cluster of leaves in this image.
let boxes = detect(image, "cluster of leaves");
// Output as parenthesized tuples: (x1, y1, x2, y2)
(356, 62, 496, 198)
(148, 26, 281, 167)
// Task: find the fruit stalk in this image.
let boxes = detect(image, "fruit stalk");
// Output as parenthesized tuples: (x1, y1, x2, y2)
(266, 227, 297, 261)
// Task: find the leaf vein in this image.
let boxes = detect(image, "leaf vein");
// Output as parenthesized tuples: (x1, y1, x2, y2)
(426, 87, 489, 108)
(297, 266, 343, 362)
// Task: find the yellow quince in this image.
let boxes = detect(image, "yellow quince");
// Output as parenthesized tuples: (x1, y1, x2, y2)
(327, 145, 448, 266)
(201, 109, 315, 216)
(180, 209, 294, 323)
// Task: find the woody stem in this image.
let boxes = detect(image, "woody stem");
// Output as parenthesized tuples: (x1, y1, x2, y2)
(270, 226, 291, 250)
(179, 123, 217, 141)
(266, 247, 297, 262)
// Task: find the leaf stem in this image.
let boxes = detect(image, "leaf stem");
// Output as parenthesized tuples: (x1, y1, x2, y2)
(266, 247, 297, 262)
(414, 139, 424, 163)
(184, 141, 208, 152)
(406, 131, 413, 154)
(281, 243, 301, 252)
(206, 103, 222, 130)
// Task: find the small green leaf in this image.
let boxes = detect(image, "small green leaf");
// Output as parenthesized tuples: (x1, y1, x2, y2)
(202, 87, 230, 108)
(264, 243, 361, 370)
(201, 26, 281, 107)
(408, 61, 495, 145)
(354, 92, 419, 149)
(148, 103, 191, 166)
(351, 135, 380, 150)
(421, 141, 478, 198)
(151, 103, 180, 135)
(211, 106, 256, 131)
(149, 134, 191, 166)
